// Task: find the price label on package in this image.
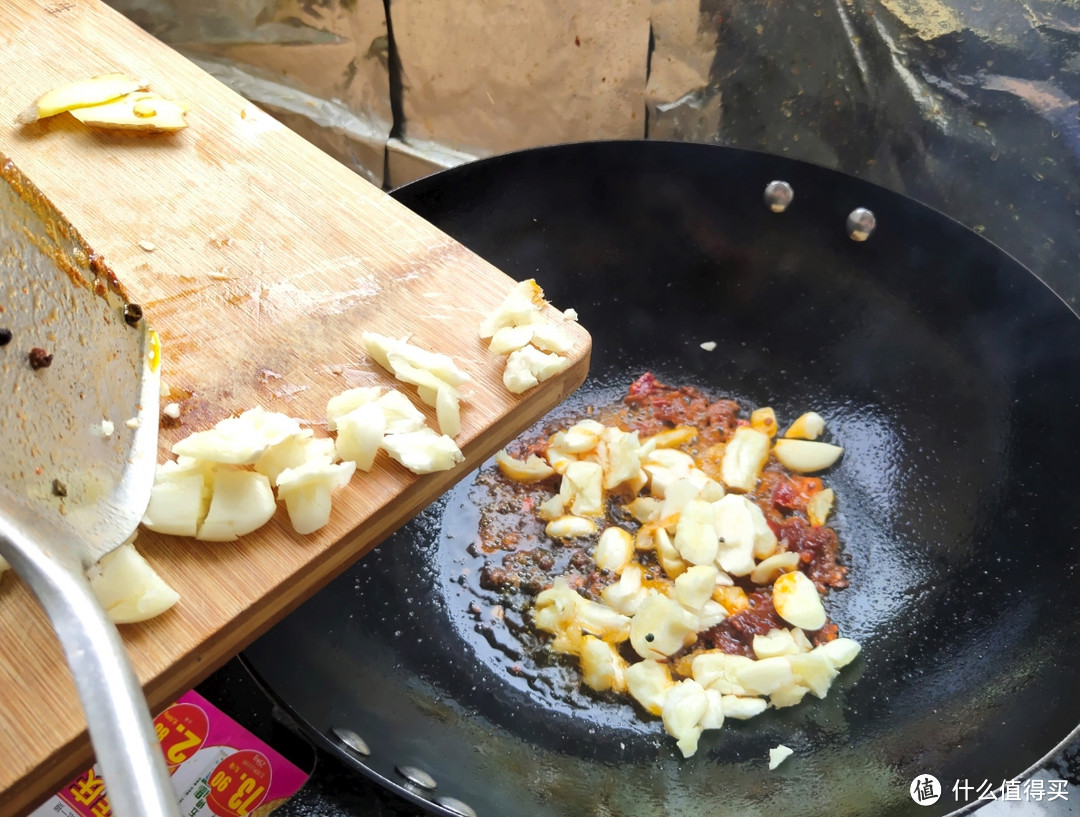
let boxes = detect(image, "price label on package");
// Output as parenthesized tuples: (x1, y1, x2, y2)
(32, 691, 309, 817)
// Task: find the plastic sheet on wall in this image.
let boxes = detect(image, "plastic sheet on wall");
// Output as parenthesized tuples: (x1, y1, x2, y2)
(108, 0, 1080, 304)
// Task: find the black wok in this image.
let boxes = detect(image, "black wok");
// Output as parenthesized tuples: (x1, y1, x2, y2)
(243, 141, 1080, 817)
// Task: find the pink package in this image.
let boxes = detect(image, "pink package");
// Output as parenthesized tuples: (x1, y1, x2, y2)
(33, 690, 309, 817)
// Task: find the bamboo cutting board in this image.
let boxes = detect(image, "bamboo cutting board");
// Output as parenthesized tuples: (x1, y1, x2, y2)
(0, 1, 590, 813)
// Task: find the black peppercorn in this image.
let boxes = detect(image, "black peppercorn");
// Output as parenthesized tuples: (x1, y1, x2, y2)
(123, 303, 143, 327)
(28, 347, 52, 369)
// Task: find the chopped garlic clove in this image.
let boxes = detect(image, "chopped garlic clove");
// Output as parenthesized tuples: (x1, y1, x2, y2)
(362, 331, 470, 388)
(752, 628, 801, 659)
(663, 679, 709, 758)
(691, 652, 754, 696)
(326, 387, 382, 431)
(544, 434, 576, 474)
(713, 584, 749, 615)
(784, 411, 826, 440)
(697, 599, 729, 630)
(275, 460, 355, 534)
(807, 487, 835, 527)
(489, 324, 535, 354)
(141, 467, 208, 537)
(386, 351, 451, 400)
(720, 427, 770, 491)
(660, 477, 705, 523)
(503, 345, 571, 394)
(769, 744, 794, 770)
(435, 386, 461, 438)
(630, 592, 699, 659)
(172, 407, 301, 465)
(641, 426, 698, 453)
(377, 390, 429, 434)
(773, 570, 827, 630)
(479, 279, 546, 338)
(537, 494, 566, 521)
(600, 563, 648, 615)
(734, 656, 795, 696)
(533, 577, 580, 631)
(818, 637, 862, 669)
(790, 627, 815, 653)
(495, 449, 556, 482)
(750, 407, 778, 437)
(576, 598, 632, 644)
(701, 688, 725, 730)
(625, 496, 661, 524)
(654, 526, 686, 578)
(673, 565, 720, 611)
(749, 551, 800, 585)
(598, 427, 642, 490)
(545, 514, 597, 538)
(749, 500, 778, 559)
(529, 322, 573, 354)
(335, 401, 386, 472)
(382, 429, 464, 474)
(255, 433, 334, 487)
(720, 695, 768, 720)
(580, 635, 628, 692)
(196, 468, 276, 541)
(772, 439, 843, 473)
(712, 494, 757, 576)
(770, 683, 811, 709)
(281, 483, 332, 535)
(561, 460, 605, 516)
(561, 419, 605, 453)
(416, 385, 438, 406)
(645, 447, 696, 472)
(674, 500, 720, 565)
(88, 542, 180, 623)
(595, 526, 634, 573)
(788, 649, 840, 698)
(624, 659, 675, 716)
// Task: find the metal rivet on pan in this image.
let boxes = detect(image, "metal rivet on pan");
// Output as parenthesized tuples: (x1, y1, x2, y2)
(764, 180, 794, 213)
(436, 796, 478, 817)
(846, 207, 876, 241)
(396, 764, 438, 791)
(331, 726, 370, 757)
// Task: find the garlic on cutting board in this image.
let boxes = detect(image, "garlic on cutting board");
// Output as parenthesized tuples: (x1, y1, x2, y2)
(480, 279, 576, 394)
(88, 541, 180, 624)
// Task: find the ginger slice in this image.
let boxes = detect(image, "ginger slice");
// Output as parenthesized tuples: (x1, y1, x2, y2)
(16, 72, 147, 124)
(69, 92, 188, 132)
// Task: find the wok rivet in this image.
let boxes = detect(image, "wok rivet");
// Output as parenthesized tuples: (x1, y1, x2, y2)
(396, 764, 437, 791)
(846, 207, 876, 241)
(764, 180, 794, 213)
(331, 726, 370, 757)
(436, 796, 478, 817)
